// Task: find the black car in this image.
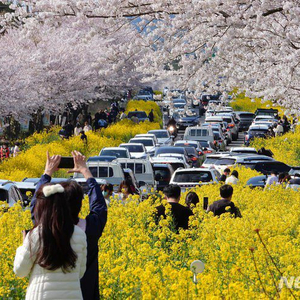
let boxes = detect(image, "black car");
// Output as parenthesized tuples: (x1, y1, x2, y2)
(246, 175, 268, 188)
(127, 111, 149, 122)
(152, 164, 174, 191)
(236, 112, 255, 132)
(173, 110, 200, 129)
(241, 161, 291, 175)
(244, 126, 269, 146)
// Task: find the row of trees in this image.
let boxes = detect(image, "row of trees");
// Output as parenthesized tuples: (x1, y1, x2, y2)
(1, 0, 300, 117)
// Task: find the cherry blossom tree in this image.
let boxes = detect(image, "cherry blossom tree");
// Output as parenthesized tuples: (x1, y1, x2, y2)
(0, 12, 148, 117)
(2, 0, 300, 113)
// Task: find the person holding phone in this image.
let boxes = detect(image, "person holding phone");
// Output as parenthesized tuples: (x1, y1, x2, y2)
(14, 181, 87, 299)
(30, 151, 108, 300)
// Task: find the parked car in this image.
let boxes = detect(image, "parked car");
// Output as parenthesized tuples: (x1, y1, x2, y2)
(183, 126, 214, 142)
(148, 129, 172, 145)
(246, 175, 268, 188)
(87, 156, 117, 162)
(127, 111, 149, 122)
(169, 168, 220, 192)
(73, 161, 125, 192)
(0, 180, 24, 207)
(229, 147, 258, 154)
(14, 181, 36, 206)
(114, 158, 155, 188)
(173, 109, 200, 129)
(235, 111, 255, 132)
(134, 134, 159, 146)
(155, 146, 190, 162)
(119, 143, 148, 159)
(152, 163, 175, 191)
(241, 161, 292, 175)
(244, 125, 270, 146)
(99, 147, 130, 159)
(133, 90, 153, 100)
(254, 108, 278, 118)
(129, 137, 156, 153)
(150, 157, 188, 171)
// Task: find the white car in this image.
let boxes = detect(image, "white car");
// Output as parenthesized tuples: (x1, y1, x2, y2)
(150, 157, 189, 171)
(148, 130, 172, 145)
(229, 147, 258, 154)
(134, 133, 159, 146)
(129, 137, 156, 153)
(119, 143, 147, 159)
(212, 154, 275, 173)
(155, 153, 190, 168)
(170, 167, 220, 192)
(99, 147, 130, 158)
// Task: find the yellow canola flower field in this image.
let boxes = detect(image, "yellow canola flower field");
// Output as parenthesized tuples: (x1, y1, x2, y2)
(0, 101, 160, 181)
(1, 177, 300, 299)
(251, 126, 300, 166)
(1, 100, 300, 298)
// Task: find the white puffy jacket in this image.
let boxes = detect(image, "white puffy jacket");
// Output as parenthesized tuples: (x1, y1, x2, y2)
(14, 225, 87, 300)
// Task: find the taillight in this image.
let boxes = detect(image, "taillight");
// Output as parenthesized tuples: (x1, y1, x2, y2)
(204, 150, 212, 154)
(198, 151, 203, 155)
(191, 157, 198, 161)
(228, 123, 235, 128)
(226, 128, 230, 131)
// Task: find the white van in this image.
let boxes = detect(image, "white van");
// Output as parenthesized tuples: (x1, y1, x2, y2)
(73, 161, 125, 192)
(114, 158, 155, 188)
(183, 126, 214, 142)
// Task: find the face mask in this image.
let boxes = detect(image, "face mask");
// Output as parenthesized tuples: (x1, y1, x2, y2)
(102, 191, 108, 197)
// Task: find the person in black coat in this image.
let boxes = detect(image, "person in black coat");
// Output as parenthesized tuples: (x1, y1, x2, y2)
(30, 151, 108, 300)
(148, 109, 154, 122)
(207, 184, 241, 218)
(156, 184, 193, 232)
(219, 168, 230, 182)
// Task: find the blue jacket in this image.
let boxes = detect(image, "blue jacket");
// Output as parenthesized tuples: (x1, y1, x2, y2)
(30, 174, 107, 300)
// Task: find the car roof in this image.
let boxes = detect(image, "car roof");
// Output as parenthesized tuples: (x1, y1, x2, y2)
(120, 143, 144, 147)
(174, 140, 198, 144)
(148, 129, 168, 132)
(102, 147, 127, 151)
(174, 167, 214, 173)
(130, 137, 154, 141)
(230, 147, 257, 152)
(249, 125, 269, 129)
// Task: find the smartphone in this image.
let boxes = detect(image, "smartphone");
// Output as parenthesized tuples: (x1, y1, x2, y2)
(58, 157, 74, 169)
(203, 197, 208, 210)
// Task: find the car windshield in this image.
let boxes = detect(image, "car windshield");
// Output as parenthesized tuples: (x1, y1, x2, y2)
(174, 104, 185, 108)
(154, 169, 171, 182)
(239, 113, 255, 119)
(130, 139, 154, 147)
(175, 142, 197, 148)
(150, 131, 169, 138)
(138, 91, 151, 96)
(249, 129, 268, 135)
(203, 157, 219, 164)
(121, 145, 144, 152)
(156, 147, 184, 155)
(128, 111, 147, 118)
(199, 141, 210, 148)
(214, 158, 236, 165)
(101, 149, 127, 158)
(173, 171, 213, 183)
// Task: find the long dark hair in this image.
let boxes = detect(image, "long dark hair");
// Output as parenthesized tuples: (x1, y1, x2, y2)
(33, 183, 77, 273)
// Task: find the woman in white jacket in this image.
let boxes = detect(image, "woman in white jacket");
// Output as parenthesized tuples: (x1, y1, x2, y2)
(14, 180, 87, 300)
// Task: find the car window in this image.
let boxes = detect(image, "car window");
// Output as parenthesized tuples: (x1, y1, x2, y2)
(101, 149, 127, 158)
(121, 145, 144, 152)
(190, 129, 208, 136)
(239, 113, 255, 119)
(214, 158, 236, 165)
(204, 157, 219, 164)
(150, 131, 169, 138)
(156, 147, 185, 155)
(0, 189, 8, 202)
(131, 139, 154, 147)
(173, 171, 213, 183)
(89, 167, 114, 177)
(154, 169, 171, 182)
(121, 163, 145, 174)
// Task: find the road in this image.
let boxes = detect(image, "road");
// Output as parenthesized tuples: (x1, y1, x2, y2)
(163, 111, 245, 148)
